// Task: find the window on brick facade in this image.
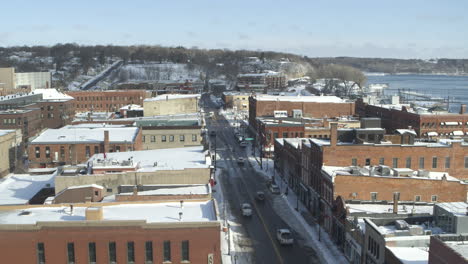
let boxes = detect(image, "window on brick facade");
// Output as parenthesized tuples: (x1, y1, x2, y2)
(151, 135, 156, 142)
(86, 146, 90, 158)
(282, 132, 288, 138)
(445, 157, 451, 168)
(37, 242, 45, 264)
(67, 242, 75, 264)
(192, 134, 197, 142)
(415, 195, 421, 202)
(432, 157, 438, 169)
(181, 240, 189, 261)
(109, 242, 117, 264)
(352, 158, 357, 166)
(60, 146, 65, 159)
(180, 135, 185, 142)
(464, 157, 468, 168)
(365, 158, 370, 166)
(142, 135, 145, 142)
(371, 192, 378, 201)
(379, 158, 385, 165)
(45, 146, 50, 158)
(419, 157, 425, 169)
(392, 158, 398, 168)
(431, 195, 438, 202)
(89, 242, 96, 264)
(405, 157, 411, 168)
(127, 242, 135, 263)
(163, 241, 171, 261)
(116, 146, 120, 152)
(169, 135, 174, 142)
(94, 146, 99, 154)
(35, 147, 41, 159)
(274, 132, 279, 138)
(145, 241, 153, 263)
(162, 135, 167, 142)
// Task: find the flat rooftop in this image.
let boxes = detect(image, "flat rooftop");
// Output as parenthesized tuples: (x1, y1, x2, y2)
(144, 94, 200, 102)
(347, 204, 434, 215)
(0, 200, 216, 224)
(387, 247, 428, 264)
(90, 146, 210, 171)
(436, 202, 468, 216)
(254, 94, 347, 103)
(31, 125, 139, 144)
(0, 173, 55, 205)
(118, 184, 210, 196)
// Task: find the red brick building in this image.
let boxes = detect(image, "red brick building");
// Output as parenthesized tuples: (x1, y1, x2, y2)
(249, 94, 355, 131)
(429, 235, 468, 264)
(66, 90, 148, 113)
(0, 200, 220, 264)
(357, 98, 468, 137)
(0, 109, 42, 142)
(28, 125, 142, 167)
(237, 72, 287, 91)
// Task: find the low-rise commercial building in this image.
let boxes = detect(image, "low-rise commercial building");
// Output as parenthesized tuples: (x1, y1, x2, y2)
(237, 71, 286, 91)
(222, 92, 251, 111)
(66, 90, 148, 113)
(0, 129, 22, 176)
(429, 234, 468, 264)
(28, 124, 142, 168)
(0, 199, 221, 264)
(143, 94, 200, 116)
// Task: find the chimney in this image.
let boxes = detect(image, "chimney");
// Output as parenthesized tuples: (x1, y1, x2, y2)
(323, 118, 329, 128)
(460, 104, 466, 114)
(85, 207, 103, 221)
(393, 193, 399, 214)
(330, 123, 338, 146)
(104, 130, 109, 154)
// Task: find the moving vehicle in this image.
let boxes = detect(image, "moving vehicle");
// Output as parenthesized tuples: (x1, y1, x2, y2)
(270, 184, 280, 194)
(241, 203, 252, 217)
(240, 141, 248, 148)
(255, 191, 265, 202)
(276, 229, 294, 245)
(237, 157, 245, 165)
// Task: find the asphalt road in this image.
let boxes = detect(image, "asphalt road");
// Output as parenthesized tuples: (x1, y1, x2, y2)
(202, 94, 320, 264)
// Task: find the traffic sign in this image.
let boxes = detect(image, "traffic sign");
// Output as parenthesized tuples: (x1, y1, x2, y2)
(245, 138, 254, 141)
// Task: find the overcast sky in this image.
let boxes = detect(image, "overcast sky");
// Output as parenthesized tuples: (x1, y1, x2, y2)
(1, 0, 467, 59)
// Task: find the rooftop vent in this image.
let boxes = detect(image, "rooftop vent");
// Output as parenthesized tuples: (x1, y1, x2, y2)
(19, 211, 32, 216)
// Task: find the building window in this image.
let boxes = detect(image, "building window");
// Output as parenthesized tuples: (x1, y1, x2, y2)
(67, 242, 75, 264)
(45, 146, 50, 158)
(282, 132, 288, 138)
(274, 132, 279, 138)
(60, 146, 65, 159)
(163, 241, 171, 262)
(432, 157, 438, 169)
(151, 136, 155, 142)
(432, 195, 438, 202)
(108, 242, 117, 264)
(351, 158, 357, 166)
(192, 134, 197, 142)
(465, 157, 468, 168)
(415, 195, 421, 202)
(86, 146, 91, 158)
(365, 158, 371, 166)
(142, 135, 145, 142)
(116, 146, 120, 152)
(180, 135, 185, 142)
(394, 192, 400, 200)
(445, 157, 451, 168)
(379, 158, 384, 165)
(162, 135, 167, 142)
(145, 241, 153, 263)
(405, 157, 411, 168)
(392, 158, 398, 168)
(35, 147, 41, 158)
(169, 135, 174, 142)
(89, 242, 96, 264)
(94, 146, 99, 154)
(419, 157, 425, 169)
(181, 240, 189, 261)
(69, 146, 72, 161)
(127, 242, 135, 263)
(371, 192, 378, 201)
(37, 242, 46, 264)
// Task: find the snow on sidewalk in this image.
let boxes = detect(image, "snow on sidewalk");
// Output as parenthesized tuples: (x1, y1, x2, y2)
(248, 155, 348, 264)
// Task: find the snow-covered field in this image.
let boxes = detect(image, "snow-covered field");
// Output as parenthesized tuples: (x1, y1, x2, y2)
(116, 63, 201, 82)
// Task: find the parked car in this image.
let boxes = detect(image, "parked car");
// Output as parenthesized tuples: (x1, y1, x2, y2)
(237, 157, 245, 165)
(269, 184, 280, 194)
(240, 141, 248, 148)
(210, 131, 216, 136)
(241, 203, 252, 217)
(255, 191, 265, 202)
(276, 229, 294, 245)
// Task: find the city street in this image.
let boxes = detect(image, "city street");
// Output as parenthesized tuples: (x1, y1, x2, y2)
(203, 95, 319, 264)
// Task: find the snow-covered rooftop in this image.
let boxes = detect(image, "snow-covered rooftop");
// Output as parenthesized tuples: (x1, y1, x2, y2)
(254, 94, 346, 103)
(144, 94, 200, 102)
(34, 88, 74, 101)
(90, 146, 210, 171)
(31, 125, 139, 144)
(347, 204, 434, 215)
(0, 173, 55, 205)
(0, 200, 216, 224)
(387, 247, 428, 264)
(120, 104, 143, 110)
(0, 129, 16, 137)
(118, 184, 210, 196)
(436, 202, 468, 216)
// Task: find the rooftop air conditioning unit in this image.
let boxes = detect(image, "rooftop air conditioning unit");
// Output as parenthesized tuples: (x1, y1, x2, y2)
(417, 170, 429, 177)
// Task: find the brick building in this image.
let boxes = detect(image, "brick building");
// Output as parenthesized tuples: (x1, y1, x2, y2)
(429, 234, 468, 264)
(0, 109, 42, 142)
(249, 94, 355, 131)
(28, 124, 142, 167)
(357, 97, 468, 137)
(0, 200, 220, 264)
(66, 90, 148, 113)
(222, 92, 251, 111)
(143, 94, 200, 117)
(237, 72, 287, 91)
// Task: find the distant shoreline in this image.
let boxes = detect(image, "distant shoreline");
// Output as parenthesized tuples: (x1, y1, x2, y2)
(365, 72, 468, 77)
